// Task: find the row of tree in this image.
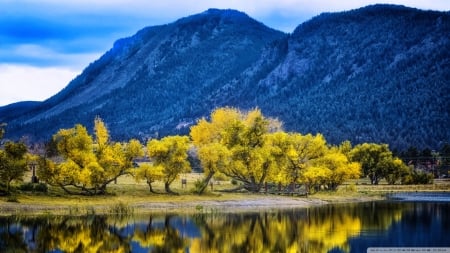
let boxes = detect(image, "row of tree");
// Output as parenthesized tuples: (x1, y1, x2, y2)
(0, 107, 431, 196)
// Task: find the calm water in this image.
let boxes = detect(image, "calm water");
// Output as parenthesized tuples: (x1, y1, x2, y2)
(1, 193, 450, 252)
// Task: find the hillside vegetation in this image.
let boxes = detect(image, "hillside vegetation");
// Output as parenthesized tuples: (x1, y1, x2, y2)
(1, 5, 449, 150)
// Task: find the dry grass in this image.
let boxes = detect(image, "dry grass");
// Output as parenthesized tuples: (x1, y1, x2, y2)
(0, 173, 259, 216)
(1, 174, 449, 216)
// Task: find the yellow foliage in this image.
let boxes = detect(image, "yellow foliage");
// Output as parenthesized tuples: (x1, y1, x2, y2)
(132, 229, 166, 247)
(197, 143, 231, 174)
(190, 107, 241, 146)
(135, 163, 165, 182)
(48, 118, 143, 194)
(94, 116, 109, 148)
(303, 214, 361, 253)
(308, 148, 361, 190)
(146, 135, 191, 191)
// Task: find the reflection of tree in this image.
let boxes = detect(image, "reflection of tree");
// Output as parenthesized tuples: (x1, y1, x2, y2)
(190, 212, 308, 252)
(358, 202, 403, 232)
(0, 202, 407, 252)
(0, 218, 28, 253)
(190, 204, 405, 253)
(302, 206, 362, 252)
(35, 215, 131, 253)
(132, 215, 187, 252)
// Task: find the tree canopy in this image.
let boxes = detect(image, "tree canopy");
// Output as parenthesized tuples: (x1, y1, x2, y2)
(38, 118, 143, 195)
(349, 143, 409, 185)
(190, 107, 362, 193)
(28, 107, 420, 196)
(145, 135, 191, 194)
(0, 141, 28, 193)
(191, 107, 280, 193)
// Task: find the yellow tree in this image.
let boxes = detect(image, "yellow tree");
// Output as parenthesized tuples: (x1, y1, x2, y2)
(192, 107, 282, 193)
(147, 135, 191, 194)
(0, 141, 28, 193)
(39, 118, 143, 195)
(134, 163, 165, 193)
(349, 143, 404, 185)
(312, 148, 361, 190)
(94, 118, 144, 190)
(384, 157, 409, 185)
(194, 143, 231, 194)
(220, 109, 273, 192)
(190, 107, 241, 146)
(191, 107, 281, 193)
(272, 133, 328, 187)
(190, 107, 239, 193)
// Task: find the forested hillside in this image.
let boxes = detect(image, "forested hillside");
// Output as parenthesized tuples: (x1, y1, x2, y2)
(1, 5, 449, 150)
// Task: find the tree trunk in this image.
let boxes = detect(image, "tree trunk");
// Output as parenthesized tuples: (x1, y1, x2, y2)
(370, 174, 380, 185)
(6, 179, 11, 194)
(147, 180, 158, 194)
(60, 184, 76, 195)
(197, 171, 215, 195)
(165, 181, 178, 195)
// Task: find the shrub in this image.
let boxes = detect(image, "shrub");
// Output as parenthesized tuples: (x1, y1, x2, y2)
(108, 202, 134, 216)
(192, 179, 209, 194)
(18, 183, 48, 193)
(401, 170, 433, 185)
(6, 195, 19, 202)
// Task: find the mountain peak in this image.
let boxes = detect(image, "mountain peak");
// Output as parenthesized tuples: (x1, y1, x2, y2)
(201, 8, 248, 17)
(293, 3, 448, 36)
(174, 8, 274, 32)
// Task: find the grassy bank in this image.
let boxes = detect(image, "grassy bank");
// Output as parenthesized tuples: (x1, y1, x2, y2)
(1, 174, 449, 216)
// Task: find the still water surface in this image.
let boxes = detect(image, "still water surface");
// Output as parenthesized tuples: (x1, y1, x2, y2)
(1, 193, 449, 252)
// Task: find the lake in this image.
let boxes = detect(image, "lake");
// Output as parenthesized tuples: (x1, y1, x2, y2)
(1, 193, 450, 252)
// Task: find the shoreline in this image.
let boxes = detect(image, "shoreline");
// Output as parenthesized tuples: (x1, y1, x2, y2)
(2, 178, 448, 216)
(0, 193, 385, 216)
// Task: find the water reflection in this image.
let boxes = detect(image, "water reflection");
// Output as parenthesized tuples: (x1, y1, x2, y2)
(1, 201, 449, 253)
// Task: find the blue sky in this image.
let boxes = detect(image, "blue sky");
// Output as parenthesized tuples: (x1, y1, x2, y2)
(0, 0, 449, 106)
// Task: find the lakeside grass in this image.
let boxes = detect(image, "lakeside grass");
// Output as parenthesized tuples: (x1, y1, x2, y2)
(1, 173, 449, 216)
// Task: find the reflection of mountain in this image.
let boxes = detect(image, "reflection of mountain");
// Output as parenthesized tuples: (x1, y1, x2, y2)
(2, 202, 450, 252)
(349, 202, 450, 251)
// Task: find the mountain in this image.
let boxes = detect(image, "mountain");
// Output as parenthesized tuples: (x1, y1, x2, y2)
(1, 5, 449, 150)
(0, 101, 41, 123)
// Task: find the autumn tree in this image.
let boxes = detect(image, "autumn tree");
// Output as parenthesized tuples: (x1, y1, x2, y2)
(134, 163, 165, 193)
(384, 157, 409, 184)
(272, 132, 328, 187)
(349, 143, 406, 185)
(0, 141, 28, 193)
(194, 143, 231, 194)
(190, 108, 239, 193)
(312, 148, 361, 190)
(220, 109, 274, 192)
(146, 135, 191, 194)
(38, 118, 143, 195)
(191, 107, 281, 193)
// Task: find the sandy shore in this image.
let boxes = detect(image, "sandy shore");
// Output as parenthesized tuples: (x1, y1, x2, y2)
(0, 194, 386, 216)
(132, 196, 329, 213)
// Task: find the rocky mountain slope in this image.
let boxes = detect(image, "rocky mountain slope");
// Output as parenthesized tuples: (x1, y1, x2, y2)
(1, 5, 449, 150)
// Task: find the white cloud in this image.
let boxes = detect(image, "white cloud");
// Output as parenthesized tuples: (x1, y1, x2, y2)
(18, 0, 448, 16)
(0, 64, 80, 106)
(0, 44, 102, 68)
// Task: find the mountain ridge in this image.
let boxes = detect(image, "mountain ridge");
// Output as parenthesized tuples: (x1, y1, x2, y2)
(1, 5, 449, 150)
